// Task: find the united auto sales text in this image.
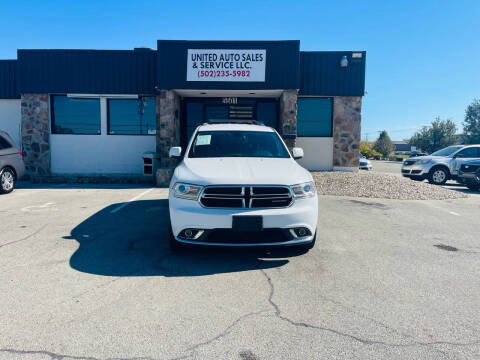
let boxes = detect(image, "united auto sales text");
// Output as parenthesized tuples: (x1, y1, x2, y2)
(191, 52, 264, 70)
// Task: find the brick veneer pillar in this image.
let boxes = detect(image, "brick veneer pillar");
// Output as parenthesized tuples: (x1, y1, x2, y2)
(332, 96, 362, 170)
(279, 90, 298, 150)
(155, 90, 181, 186)
(21, 94, 51, 178)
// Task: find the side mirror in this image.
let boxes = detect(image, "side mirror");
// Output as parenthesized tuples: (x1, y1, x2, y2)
(169, 147, 182, 158)
(292, 147, 304, 160)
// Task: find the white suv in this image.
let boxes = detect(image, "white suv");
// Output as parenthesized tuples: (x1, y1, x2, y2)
(168, 122, 318, 250)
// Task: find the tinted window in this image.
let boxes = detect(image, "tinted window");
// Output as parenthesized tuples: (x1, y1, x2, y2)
(186, 103, 204, 141)
(188, 131, 290, 158)
(108, 97, 156, 135)
(257, 102, 278, 128)
(431, 146, 463, 156)
(52, 96, 100, 134)
(297, 98, 333, 137)
(0, 135, 12, 150)
(455, 147, 480, 158)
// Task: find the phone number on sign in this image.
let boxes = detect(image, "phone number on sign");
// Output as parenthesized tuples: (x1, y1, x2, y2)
(197, 70, 251, 78)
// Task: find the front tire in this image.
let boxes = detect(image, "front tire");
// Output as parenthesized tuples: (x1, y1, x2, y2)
(428, 167, 448, 185)
(0, 167, 15, 194)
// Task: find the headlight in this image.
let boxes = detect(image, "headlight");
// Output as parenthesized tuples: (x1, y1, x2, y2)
(291, 181, 316, 198)
(172, 183, 202, 200)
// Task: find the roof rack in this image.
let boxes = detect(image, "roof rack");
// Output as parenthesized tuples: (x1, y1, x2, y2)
(204, 119, 264, 125)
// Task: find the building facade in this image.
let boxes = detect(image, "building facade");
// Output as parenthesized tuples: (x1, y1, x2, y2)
(0, 40, 366, 185)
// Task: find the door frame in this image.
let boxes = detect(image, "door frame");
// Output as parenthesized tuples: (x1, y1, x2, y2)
(180, 97, 280, 148)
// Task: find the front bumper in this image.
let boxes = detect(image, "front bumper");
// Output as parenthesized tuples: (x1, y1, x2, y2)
(169, 194, 318, 247)
(401, 163, 429, 178)
(458, 171, 480, 184)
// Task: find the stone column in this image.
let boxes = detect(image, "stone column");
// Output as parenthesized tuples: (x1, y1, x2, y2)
(332, 96, 362, 171)
(21, 94, 51, 179)
(279, 90, 298, 150)
(155, 90, 181, 186)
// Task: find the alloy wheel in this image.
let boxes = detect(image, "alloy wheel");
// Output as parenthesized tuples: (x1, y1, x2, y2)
(1, 171, 14, 191)
(432, 169, 446, 184)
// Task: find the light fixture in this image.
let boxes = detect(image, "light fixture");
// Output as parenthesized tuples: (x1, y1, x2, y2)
(340, 55, 348, 67)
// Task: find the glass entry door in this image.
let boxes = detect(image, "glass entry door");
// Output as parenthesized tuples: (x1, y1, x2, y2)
(205, 105, 229, 121)
(182, 97, 279, 146)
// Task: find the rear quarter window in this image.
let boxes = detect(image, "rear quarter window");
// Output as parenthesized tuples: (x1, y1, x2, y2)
(0, 135, 12, 150)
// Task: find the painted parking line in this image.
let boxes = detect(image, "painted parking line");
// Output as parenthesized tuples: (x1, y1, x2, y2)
(21, 202, 57, 212)
(110, 188, 154, 214)
(426, 203, 461, 217)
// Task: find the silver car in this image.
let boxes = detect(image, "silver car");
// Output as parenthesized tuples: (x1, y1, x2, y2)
(0, 131, 25, 194)
(401, 145, 480, 185)
(359, 154, 373, 170)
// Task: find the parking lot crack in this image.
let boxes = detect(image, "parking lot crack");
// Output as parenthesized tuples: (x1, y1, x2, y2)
(0, 224, 47, 250)
(167, 310, 267, 360)
(0, 347, 160, 360)
(0, 348, 98, 360)
(257, 262, 480, 352)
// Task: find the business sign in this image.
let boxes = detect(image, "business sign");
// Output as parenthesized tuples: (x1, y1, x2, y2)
(187, 49, 266, 82)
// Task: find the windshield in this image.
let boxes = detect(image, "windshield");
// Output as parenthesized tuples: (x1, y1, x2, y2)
(430, 146, 464, 157)
(188, 130, 291, 158)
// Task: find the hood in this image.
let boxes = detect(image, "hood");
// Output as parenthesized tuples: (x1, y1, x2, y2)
(406, 155, 444, 161)
(176, 157, 312, 186)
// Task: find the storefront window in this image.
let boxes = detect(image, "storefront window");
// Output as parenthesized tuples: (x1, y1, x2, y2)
(51, 95, 101, 134)
(107, 97, 156, 135)
(297, 98, 333, 137)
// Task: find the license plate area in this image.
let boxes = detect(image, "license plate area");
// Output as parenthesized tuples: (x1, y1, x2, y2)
(232, 215, 263, 232)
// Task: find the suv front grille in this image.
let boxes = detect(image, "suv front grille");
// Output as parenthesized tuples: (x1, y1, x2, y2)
(200, 186, 293, 209)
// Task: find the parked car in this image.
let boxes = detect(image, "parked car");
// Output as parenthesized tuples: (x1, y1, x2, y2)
(401, 145, 480, 185)
(0, 131, 25, 194)
(410, 150, 427, 157)
(359, 154, 373, 170)
(458, 160, 480, 191)
(168, 122, 318, 251)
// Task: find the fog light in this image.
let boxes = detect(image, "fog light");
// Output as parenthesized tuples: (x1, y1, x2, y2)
(289, 227, 312, 238)
(178, 228, 204, 240)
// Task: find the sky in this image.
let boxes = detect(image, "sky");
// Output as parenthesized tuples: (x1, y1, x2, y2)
(1, 0, 479, 141)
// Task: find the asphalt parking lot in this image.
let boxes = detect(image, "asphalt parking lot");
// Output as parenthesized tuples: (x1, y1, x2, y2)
(1, 183, 480, 359)
(370, 160, 403, 175)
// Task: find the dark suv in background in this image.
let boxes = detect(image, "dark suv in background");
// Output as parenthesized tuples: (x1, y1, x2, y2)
(0, 131, 25, 194)
(458, 160, 480, 191)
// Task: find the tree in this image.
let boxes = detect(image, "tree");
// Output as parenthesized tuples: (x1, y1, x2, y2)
(360, 141, 381, 159)
(409, 117, 457, 154)
(463, 99, 480, 144)
(373, 130, 394, 158)
(360, 141, 372, 158)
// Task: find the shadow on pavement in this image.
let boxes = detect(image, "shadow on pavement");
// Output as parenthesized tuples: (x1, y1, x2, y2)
(17, 181, 157, 190)
(67, 199, 303, 277)
(440, 181, 480, 195)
